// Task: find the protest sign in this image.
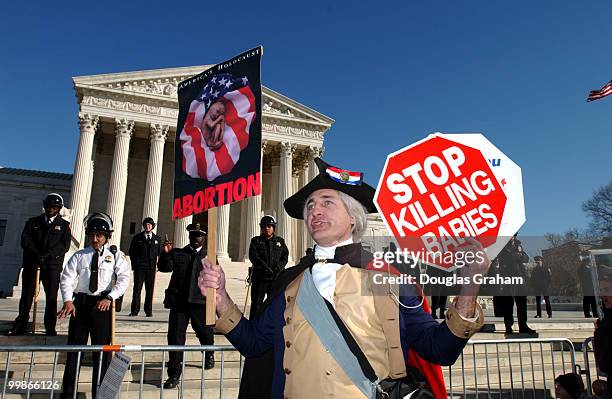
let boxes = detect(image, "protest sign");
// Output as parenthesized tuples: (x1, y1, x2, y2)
(374, 132, 525, 270)
(173, 47, 263, 219)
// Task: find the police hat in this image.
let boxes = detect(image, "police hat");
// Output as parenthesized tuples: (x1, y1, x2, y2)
(259, 215, 277, 227)
(142, 217, 156, 228)
(43, 193, 64, 209)
(534, 255, 543, 261)
(283, 158, 376, 219)
(84, 212, 114, 237)
(186, 222, 206, 236)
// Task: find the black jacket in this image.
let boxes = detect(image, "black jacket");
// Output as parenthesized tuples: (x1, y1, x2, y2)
(158, 245, 206, 308)
(594, 308, 612, 396)
(496, 240, 529, 296)
(21, 214, 71, 271)
(531, 265, 552, 293)
(248, 235, 289, 282)
(128, 232, 162, 270)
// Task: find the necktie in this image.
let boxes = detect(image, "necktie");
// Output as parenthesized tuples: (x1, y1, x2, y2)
(89, 250, 99, 293)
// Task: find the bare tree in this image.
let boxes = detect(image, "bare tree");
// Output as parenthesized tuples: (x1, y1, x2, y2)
(582, 181, 612, 235)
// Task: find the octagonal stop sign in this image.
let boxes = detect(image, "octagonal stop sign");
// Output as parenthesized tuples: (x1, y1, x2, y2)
(374, 133, 525, 270)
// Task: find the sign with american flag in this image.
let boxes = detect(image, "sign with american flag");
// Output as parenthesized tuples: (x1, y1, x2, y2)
(587, 80, 612, 102)
(173, 47, 262, 219)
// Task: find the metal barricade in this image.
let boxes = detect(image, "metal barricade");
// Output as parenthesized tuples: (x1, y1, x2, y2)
(580, 336, 608, 396)
(445, 338, 576, 399)
(0, 344, 242, 399)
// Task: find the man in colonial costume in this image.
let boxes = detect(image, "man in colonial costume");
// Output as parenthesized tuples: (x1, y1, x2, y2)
(199, 158, 488, 398)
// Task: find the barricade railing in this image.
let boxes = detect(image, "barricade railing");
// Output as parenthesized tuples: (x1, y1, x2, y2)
(0, 338, 581, 399)
(445, 338, 576, 399)
(580, 336, 608, 396)
(0, 344, 242, 399)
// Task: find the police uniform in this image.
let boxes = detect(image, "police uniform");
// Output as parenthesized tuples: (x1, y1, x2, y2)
(248, 216, 289, 319)
(10, 194, 71, 336)
(497, 238, 535, 334)
(59, 214, 130, 399)
(128, 219, 162, 316)
(158, 224, 214, 387)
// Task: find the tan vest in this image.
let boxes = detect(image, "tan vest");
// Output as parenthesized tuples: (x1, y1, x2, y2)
(282, 265, 406, 399)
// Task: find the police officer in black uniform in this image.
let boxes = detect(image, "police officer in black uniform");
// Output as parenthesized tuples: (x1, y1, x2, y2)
(158, 222, 215, 389)
(128, 217, 162, 317)
(8, 193, 71, 336)
(247, 215, 289, 319)
(58, 212, 130, 399)
(498, 234, 536, 334)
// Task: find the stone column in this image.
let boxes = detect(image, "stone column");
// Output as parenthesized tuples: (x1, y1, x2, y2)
(106, 119, 134, 245)
(216, 204, 231, 261)
(306, 147, 323, 249)
(142, 124, 169, 231)
(278, 142, 295, 264)
(242, 141, 267, 262)
(70, 113, 99, 246)
(292, 173, 301, 259)
(174, 216, 191, 248)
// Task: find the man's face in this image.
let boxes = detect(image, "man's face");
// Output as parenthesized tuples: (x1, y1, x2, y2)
(189, 232, 206, 248)
(44, 204, 60, 218)
(535, 259, 543, 267)
(143, 223, 153, 233)
(305, 189, 354, 247)
(260, 225, 274, 238)
(599, 278, 612, 309)
(89, 232, 107, 250)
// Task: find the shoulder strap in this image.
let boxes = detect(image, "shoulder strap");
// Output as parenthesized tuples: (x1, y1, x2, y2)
(296, 269, 378, 399)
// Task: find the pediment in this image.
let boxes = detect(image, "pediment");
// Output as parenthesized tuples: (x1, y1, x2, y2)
(73, 66, 333, 126)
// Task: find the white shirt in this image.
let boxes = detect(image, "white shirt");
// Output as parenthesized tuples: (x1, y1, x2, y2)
(46, 215, 57, 224)
(312, 238, 353, 305)
(61, 245, 131, 302)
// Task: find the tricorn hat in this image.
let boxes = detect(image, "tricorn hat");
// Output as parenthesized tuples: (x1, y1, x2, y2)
(283, 158, 376, 219)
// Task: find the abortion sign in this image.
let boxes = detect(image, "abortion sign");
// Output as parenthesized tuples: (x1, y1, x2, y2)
(374, 133, 525, 270)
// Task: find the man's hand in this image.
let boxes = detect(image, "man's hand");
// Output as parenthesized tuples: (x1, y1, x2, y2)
(57, 301, 76, 319)
(95, 299, 112, 312)
(198, 258, 231, 316)
(163, 240, 173, 253)
(455, 238, 491, 318)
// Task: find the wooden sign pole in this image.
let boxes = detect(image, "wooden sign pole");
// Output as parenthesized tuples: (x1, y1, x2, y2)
(206, 208, 218, 325)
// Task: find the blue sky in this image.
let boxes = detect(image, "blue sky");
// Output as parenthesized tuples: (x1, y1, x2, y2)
(1, 1, 610, 236)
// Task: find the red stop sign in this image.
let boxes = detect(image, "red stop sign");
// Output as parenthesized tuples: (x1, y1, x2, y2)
(375, 135, 507, 270)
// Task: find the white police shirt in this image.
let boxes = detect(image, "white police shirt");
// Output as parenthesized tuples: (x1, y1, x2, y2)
(60, 244, 131, 303)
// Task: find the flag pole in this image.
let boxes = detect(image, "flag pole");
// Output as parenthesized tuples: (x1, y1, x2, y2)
(206, 208, 218, 325)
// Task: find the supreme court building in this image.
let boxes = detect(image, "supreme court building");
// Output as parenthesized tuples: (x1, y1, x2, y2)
(69, 66, 388, 264)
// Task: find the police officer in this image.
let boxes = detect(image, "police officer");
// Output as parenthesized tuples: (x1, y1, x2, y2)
(532, 255, 552, 318)
(8, 193, 71, 336)
(247, 215, 288, 319)
(128, 217, 162, 317)
(57, 212, 130, 399)
(498, 234, 536, 334)
(158, 223, 215, 389)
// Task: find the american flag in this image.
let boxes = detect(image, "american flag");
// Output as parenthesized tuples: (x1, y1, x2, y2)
(587, 80, 612, 102)
(179, 73, 256, 180)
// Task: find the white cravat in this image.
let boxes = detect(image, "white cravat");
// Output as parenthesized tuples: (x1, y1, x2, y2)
(312, 238, 353, 305)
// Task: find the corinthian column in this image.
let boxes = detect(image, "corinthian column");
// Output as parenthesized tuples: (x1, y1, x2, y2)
(174, 216, 191, 248)
(106, 119, 134, 245)
(142, 124, 168, 231)
(216, 204, 231, 261)
(306, 146, 323, 248)
(70, 113, 99, 246)
(278, 142, 295, 264)
(242, 141, 267, 261)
